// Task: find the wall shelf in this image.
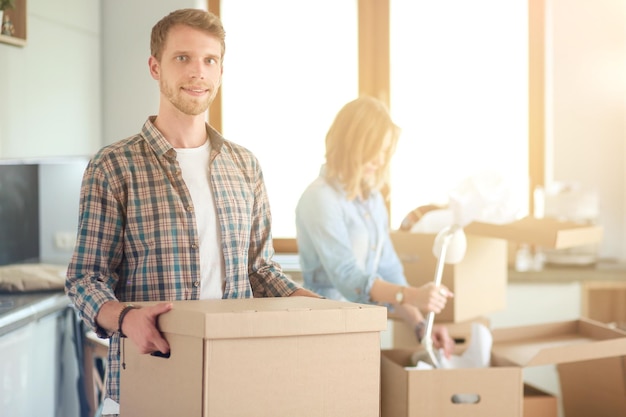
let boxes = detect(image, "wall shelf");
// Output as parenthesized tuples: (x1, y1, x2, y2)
(0, 0, 27, 47)
(0, 33, 26, 46)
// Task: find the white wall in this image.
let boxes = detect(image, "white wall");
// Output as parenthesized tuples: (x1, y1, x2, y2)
(39, 157, 89, 264)
(101, 0, 206, 145)
(0, 0, 101, 158)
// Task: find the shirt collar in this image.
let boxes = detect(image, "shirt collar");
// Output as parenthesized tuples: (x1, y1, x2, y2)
(141, 116, 226, 157)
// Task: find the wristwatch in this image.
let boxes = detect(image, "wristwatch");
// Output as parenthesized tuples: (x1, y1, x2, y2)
(395, 286, 406, 304)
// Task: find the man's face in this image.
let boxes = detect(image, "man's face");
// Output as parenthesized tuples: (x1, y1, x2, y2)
(149, 24, 223, 116)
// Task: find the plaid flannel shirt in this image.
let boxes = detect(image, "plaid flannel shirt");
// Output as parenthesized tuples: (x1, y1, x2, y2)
(66, 117, 298, 402)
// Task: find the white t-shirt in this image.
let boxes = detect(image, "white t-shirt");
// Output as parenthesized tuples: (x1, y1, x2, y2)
(175, 140, 225, 299)
(102, 141, 226, 415)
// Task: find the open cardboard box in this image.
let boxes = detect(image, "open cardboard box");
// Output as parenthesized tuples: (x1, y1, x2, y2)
(464, 216, 603, 249)
(381, 318, 626, 417)
(523, 383, 558, 417)
(386, 313, 490, 349)
(493, 318, 626, 417)
(390, 216, 603, 323)
(120, 297, 387, 417)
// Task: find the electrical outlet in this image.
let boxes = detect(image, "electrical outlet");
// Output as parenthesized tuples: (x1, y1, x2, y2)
(54, 232, 76, 250)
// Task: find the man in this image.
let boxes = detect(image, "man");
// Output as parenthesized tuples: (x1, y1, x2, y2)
(65, 8, 318, 415)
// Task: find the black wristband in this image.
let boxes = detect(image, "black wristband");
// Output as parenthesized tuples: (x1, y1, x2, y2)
(414, 320, 427, 343)
(118, 304, 139, 338)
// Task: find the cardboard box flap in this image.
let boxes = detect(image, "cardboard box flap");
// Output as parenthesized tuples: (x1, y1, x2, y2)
(133, 297, 387, 339)
(464, 217, 603, 249)
(492, 318, 626, 367)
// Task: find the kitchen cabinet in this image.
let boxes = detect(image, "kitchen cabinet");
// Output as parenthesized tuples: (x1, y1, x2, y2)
(0, 291, 79, 417)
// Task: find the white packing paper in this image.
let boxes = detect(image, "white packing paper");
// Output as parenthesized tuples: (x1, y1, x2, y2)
(406, 322, 492, 370)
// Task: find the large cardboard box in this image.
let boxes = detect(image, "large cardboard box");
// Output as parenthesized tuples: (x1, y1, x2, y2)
(381, 318, 626, 417)
(120, 297, 387, 417)
(382, 348, 523, 416)
(390, 216, 603, 323)
(496, 318, 626, 417)
(391, 231, 507, 323)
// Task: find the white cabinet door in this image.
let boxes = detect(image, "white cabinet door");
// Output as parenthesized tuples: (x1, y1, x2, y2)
(0, 313, 60, 417)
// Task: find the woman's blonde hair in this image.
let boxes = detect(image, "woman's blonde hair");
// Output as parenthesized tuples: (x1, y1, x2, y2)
(324, 96, 401, 200)
(150, 8, 226, 62)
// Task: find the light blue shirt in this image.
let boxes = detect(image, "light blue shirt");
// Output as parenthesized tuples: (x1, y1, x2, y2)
(295, 169, 407, 304)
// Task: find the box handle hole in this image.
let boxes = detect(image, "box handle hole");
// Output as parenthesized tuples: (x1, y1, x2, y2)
(150, 351, 171, 359)
(451, 394, 480, 404)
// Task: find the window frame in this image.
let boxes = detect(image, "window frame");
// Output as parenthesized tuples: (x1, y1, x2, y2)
(207, 0, 545, 253)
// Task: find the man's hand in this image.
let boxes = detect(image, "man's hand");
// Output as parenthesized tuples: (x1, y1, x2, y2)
(121, 302, 173, 355)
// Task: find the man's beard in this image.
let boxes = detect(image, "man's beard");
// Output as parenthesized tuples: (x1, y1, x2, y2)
(160, 79, 215, 116)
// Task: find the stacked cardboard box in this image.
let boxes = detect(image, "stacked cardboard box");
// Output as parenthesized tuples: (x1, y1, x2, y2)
(384, 216, 617, 416)
(120, 297, 387, 417)
(390, 216, 603, 323)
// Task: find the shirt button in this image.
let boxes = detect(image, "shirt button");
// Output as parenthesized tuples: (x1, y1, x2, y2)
(193, 281, 200, 287)
(191, 243, 198, 250)
(187, 205, 194, 212)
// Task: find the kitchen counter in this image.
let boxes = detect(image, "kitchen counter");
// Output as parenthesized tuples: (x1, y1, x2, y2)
(508, 260, 626, 283)
(0, 290, 71, 337)
(275, 253, 626, 285)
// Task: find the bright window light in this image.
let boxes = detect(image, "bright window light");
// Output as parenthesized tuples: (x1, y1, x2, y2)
(220, 1, 358, 238)
(389, 0, 529, 228)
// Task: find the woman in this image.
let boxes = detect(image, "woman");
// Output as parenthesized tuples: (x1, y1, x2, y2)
(296, 96, 454, 356)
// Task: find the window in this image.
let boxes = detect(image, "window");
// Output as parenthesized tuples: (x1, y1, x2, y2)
(388, 0, 530, 227)
(218, 0, 531, 241)
(219, 0, 359, 238)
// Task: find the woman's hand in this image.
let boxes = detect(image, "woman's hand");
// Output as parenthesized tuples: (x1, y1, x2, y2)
(431, 324, 455, 358)
(393, 302, 456, 359)
(407, 282, 453, 313)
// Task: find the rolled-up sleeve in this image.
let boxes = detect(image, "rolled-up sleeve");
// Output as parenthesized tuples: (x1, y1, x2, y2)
(296, 180, 379, 304)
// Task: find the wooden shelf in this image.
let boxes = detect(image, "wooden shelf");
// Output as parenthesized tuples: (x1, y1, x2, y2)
(0, 0, 27, 47)
(0, 33, 25, 46)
